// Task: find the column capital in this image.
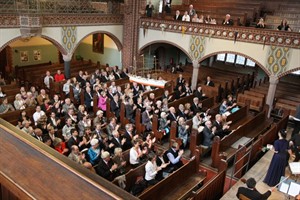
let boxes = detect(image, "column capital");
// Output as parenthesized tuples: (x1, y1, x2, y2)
(192, 60, 200, 68)
(62, 53, 73, 62)
(269, 75, 279, 85)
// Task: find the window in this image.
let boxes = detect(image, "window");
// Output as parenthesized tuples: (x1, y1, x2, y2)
(226, 54, 235, 63)
(236, 55, 246, 65)
(246, 59, 256, 67)
(292, 70, 300, 75)
(217, 53, 226, 61)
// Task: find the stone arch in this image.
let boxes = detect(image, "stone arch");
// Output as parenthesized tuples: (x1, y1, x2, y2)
(0, 35, 67, 55)
(198, 51, 271, 77)
(278, 67, 300, 78)
(73, 31, 123, 54)
(139, 40, 193, 61)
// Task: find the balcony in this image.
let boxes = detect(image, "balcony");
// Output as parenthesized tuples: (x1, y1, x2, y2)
(140, 17, 300, 49)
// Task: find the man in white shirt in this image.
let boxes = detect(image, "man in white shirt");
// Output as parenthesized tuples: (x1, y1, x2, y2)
(44, 71, 54, 89)
(33, 105, 46, 125)
(182, 11, 190, 22)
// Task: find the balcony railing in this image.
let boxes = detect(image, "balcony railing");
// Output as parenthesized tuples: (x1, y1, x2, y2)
(0, 0, 123, 14)
(140, 17, 300, 49)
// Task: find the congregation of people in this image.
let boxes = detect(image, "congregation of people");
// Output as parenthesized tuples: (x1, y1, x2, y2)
(145, 2, 293, 31)
(1, 59, 299, 197)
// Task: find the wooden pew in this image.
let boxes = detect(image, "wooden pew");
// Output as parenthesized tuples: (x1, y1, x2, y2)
(237, 93, 264, 112)
(138, 150, 206, 200)
(211, 109, 272, 168)
(0, 107, 36, 126)
(188, 160, 228, 200)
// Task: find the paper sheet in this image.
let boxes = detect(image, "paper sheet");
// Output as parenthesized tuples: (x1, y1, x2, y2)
(279, 182, 289, 193)
(288, 182, 300, 197)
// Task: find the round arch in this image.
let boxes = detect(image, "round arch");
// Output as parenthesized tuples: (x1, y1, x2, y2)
(198, 51, 271, 77)
(0, 35, 67, 55)
(73, 31, 123, 54)
(139, 40, 193, 61)
(278, 67, 300, 78)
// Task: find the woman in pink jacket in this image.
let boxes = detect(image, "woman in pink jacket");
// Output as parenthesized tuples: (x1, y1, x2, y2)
(98, 91, 107, 114)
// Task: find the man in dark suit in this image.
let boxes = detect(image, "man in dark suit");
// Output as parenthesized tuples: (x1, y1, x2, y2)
(120, 68, 128, 78)
(142, 106, 153, 131)
(84, 86, 93, 112)
(222, 14, 234, 26)
(96, 151, 119, 181)
(168, 107, 178, 122)
(202, 121, 215, 147)
(174, 10, 182, 21)
(123, 124, 137, 150)
(176, 74, 185, 88)
(110, 94, 121, 119)
(191, 97, 202, 114)
(100, 71, 109, 83)
(194, 86, 207, 100)
(125, 98, 136, 123)
(67, 129, 84, 150)
(205, 76, 215, 87)
(213, 114, 231, 138)
(236, 178, 273, 200)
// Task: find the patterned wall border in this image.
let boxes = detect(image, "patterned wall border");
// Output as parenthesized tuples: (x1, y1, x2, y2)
(140, 18, 300, 49)
(278, 67, 300, 78)
(198, 51, 271, 76)
(0, 14, 123, 27)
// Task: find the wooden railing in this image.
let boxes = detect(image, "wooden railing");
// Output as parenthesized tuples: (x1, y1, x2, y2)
(0, 118, 137, 200)
(140, 18, 300, 49)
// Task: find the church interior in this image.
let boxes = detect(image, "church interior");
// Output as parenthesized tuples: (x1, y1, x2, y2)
(0, 0, 300, 199)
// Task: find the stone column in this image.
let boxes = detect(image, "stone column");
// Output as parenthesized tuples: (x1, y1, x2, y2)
(266, 75, 279, 117)
(63, 53, 72, 79)
(191, 60, 200, 91)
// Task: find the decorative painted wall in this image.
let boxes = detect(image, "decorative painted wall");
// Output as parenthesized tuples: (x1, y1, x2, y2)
(61, 26, 77, 54)
(189, 35, 206, 61)
(265, 46, 291, 76)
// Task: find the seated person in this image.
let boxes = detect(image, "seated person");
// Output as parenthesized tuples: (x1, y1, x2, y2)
(0, 97, 15, 114)
(165, 142, 184, 171)
(236, 178, 274, 200)
(145, 153, 169, 185)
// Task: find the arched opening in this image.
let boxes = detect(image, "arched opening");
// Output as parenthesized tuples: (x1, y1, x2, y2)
(139, 41, 193, 71)
(0, 36, 66, 82)
(73, 31, 123, 68)
(198, 51, 270, 84)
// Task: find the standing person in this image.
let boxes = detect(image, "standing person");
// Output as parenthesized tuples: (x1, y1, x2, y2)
(292, 104, 300, 138)
(222, 14, 234, 26)
(144, 153, 168, 185)
(165, 0, 172, 14)
(145, 1, 154, 17)
(173, 10, 182, 21)
(264, 129, 289, 186)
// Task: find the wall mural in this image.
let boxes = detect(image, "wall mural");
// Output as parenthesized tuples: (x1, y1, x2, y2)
(92, 33, 104, 54)
(189, 35, 206, 61)
(266, 46, 291, 76)
(61, 26, 77, 54)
